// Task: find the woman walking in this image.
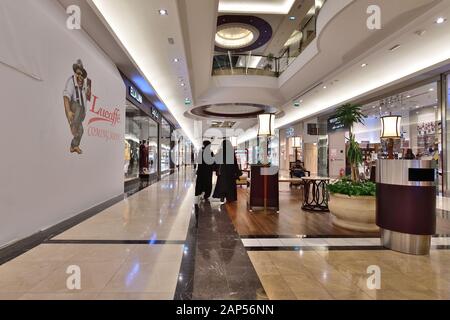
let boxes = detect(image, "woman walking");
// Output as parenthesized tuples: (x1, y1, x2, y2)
(213, 139, 242, 203)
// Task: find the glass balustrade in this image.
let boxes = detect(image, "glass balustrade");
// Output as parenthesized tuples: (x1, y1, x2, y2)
(212, 0, 327, 77)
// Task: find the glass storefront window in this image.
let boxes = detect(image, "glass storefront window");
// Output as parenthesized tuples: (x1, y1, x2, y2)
(160, 118, 171, 172)
(445, 73, 450, 195)
(125, 102, 158, 180)
(356, 82, 440, 183)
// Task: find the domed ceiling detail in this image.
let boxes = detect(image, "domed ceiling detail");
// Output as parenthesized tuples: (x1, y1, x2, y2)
(190, 103, 279, 119)
(215, 15, 273, 53)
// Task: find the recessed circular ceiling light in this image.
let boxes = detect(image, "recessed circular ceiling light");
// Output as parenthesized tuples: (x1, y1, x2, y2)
(159, 9, 168, 16)
(361, 63, 368, 68)
(436, 17, 446, 24)
(215, 25, 258, 49)
(289, 16, 296, 21)
(406, 95, 411, 98)
(181, 83, 185, 87)
(173, 58, 179, 62)
(429, 88, 435, 91)
(323, 86, 327, 89)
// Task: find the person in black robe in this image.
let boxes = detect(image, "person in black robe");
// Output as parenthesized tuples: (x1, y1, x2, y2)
(195, 140, 215, 202)
(213, 139, 242, 203)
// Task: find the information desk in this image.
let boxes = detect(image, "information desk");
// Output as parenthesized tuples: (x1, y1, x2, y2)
(248, 165, 279, 212)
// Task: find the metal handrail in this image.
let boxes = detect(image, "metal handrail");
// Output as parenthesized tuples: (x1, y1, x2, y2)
(212, 0, 327, 77)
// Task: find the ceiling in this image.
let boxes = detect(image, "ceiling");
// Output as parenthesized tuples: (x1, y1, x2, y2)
(218, 0, 296, 15)
(68, 0, 450, 149)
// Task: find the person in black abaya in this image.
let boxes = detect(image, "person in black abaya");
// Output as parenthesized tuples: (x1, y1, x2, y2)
(213, 139, 242, 203)
(195, 140, 215, 202)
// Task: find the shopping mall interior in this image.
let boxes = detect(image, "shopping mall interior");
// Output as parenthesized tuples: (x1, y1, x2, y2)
(2, 0, 450, 304)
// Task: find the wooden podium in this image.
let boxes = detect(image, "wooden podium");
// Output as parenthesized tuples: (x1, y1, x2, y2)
(248, 164, 279, 212)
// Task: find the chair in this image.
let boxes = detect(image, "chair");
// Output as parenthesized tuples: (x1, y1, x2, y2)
(289, 161, 310, 188)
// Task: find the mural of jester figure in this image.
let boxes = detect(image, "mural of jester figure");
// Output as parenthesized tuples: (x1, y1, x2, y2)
(63, 59, 91, 154)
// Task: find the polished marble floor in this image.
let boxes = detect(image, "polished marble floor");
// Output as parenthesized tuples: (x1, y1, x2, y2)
(1, 168, 450, 300)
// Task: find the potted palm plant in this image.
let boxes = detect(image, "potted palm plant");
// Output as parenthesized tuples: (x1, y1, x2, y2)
(327, 104, 378, 232)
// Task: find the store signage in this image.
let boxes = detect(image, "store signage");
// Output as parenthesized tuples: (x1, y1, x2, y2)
(286, 127, 295, 138)
(327, 116, 346, 132)
(151, 107, 160, 120)
(129, 86, 142, 104)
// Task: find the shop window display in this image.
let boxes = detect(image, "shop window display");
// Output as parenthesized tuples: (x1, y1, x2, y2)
(355, 82, 440, 186)
(125, 102, 158, 179)
(160, 118, 171, 172)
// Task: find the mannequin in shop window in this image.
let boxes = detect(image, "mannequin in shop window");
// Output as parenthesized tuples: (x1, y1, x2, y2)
(139, 140, 149, 174)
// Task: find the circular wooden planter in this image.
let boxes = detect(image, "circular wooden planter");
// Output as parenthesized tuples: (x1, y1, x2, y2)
(329, 193, 379, 232)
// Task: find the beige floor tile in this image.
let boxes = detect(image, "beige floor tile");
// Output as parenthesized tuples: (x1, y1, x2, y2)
(0, 293, 24, 300)
(248, 251, 272, 263)
(11, 244, 78, 263)
(28, 261, 123, 293)
(96, 292, 173, 300)
(103, 261, 180, 293)
(0, 261, 61, 293)
(19, 293, 98, 300)
(251, 261, 280, 276)
(327, 289, 373, 300)
(127, 244, 184, 263)
(282, 274, 325, 293)
(293, 290, 333, 300)
(258, 275, 297, 300)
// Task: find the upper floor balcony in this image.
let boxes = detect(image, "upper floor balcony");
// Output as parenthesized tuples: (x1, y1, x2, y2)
(212, 0, 327, 77)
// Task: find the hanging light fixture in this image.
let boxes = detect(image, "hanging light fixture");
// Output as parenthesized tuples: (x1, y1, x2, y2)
(380, 114, 401, 138)
(291, 136, 302, 162)
(380, 114, 401, 159)
(291, 136, 302, 148)
(258, 113, 275, 136)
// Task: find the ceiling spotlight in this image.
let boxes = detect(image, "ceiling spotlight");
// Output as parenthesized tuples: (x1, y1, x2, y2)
(173, 58, 180, 62)
(429, 88, 435, 91)
(406, 95, 411, 98)
(415, 105, 420, 109)
(289, 16, 296, 20)
(159, 9, 168, 15)
(181, 83, 185, 87)
(436, 17, 446, 24)
(361, 63, 368, 68)
(323, 86, 327, 89)
(389, 44, 401, 51)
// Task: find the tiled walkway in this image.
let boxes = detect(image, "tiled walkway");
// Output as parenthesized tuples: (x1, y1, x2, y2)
(1, 168, 450, 300)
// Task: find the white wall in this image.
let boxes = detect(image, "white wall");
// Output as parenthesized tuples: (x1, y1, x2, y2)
(0, 0, 125, 247)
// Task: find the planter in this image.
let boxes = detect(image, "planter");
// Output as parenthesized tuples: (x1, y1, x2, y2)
(328, 193, 379, 232)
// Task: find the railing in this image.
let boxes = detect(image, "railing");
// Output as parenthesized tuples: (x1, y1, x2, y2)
(212, 53, 280, 76)
(212, 0, 327, 77)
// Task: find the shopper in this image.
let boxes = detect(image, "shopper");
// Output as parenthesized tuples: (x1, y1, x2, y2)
(195, 140, 215, 204)
(213, 140, 242, 203)
(404, 149, 415, 159)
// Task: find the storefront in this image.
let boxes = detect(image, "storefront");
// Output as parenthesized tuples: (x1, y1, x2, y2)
(300, 70, 450, 195)
(160, 118, 171, 174)
(122, 75, 175, 182)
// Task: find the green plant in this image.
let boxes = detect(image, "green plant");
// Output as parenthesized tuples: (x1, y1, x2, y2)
(334, 103, 365, 182)
(328, 179, 376, 197)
